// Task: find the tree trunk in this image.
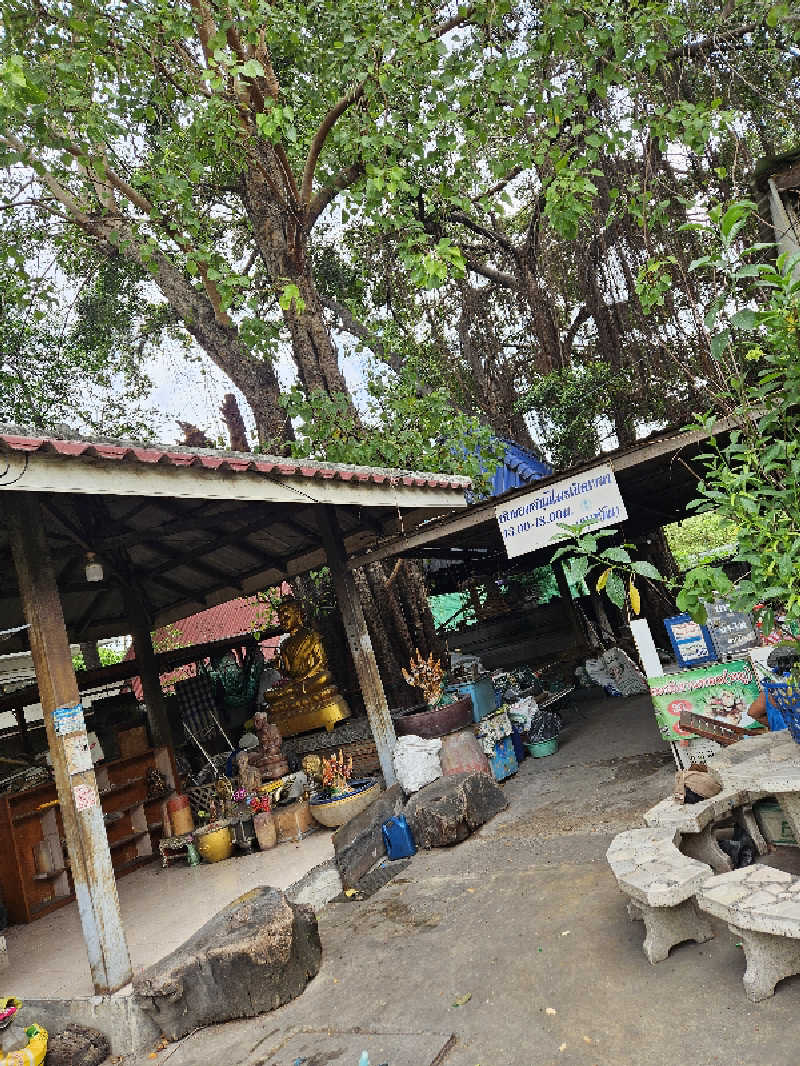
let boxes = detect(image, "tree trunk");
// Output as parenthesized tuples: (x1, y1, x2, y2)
(241, 162, 354, 403)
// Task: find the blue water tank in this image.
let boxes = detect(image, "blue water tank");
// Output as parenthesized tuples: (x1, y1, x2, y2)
(382, 815, 417, 860)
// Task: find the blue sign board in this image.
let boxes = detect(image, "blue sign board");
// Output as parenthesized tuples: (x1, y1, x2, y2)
(664, 614, 718, 668)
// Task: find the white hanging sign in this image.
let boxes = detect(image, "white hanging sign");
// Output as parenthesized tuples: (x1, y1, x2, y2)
(495, 463, 627, 559)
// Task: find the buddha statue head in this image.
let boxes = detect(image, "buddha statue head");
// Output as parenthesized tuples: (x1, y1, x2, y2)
(277, 599, 304, 633)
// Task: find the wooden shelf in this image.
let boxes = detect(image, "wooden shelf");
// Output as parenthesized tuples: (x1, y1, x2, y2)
(104, 799, 145, 821)
(12, 807, 57, 826)
(30, 893, 73, 917)
(109, 830, 150, 850)
(0, 745, 175, 924)
(114, 856, 155, 877)
(98, 776, 146, 798)
(32, 868, 67, 882)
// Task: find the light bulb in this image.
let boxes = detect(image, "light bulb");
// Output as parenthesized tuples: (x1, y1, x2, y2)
(85, 553, 104, 582)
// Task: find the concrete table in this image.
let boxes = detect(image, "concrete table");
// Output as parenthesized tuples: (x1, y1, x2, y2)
(707, 731, 800, 844)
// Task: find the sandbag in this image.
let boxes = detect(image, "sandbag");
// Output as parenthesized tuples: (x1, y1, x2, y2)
(392, 736, 442, 794)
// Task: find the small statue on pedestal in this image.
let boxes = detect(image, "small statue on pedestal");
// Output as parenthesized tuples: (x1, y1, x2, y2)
(252, 710, 289, 780)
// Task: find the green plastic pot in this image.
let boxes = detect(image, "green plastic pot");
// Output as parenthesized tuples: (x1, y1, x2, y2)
(526, 737, 559, 758)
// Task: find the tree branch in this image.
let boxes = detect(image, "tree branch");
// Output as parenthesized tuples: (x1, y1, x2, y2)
(307, 162, 365, 228)
(463, 256, 519, 290)
(301, 81, 366, 208)
(446, 211, 519, 257)
(666, 14, 800, 61)
(321, 294, 401, 370)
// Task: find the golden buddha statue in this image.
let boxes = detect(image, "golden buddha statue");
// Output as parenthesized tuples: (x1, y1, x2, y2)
(264, 600, 350, 737)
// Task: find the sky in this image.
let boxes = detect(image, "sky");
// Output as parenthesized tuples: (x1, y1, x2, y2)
(142, 335, 369, 447)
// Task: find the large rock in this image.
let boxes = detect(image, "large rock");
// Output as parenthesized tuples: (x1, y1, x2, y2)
(44, 1023, 110, 1066)
(404, 772, 507, 848)
(333, 783, 405, 888)
(133, 887, 321, 1041)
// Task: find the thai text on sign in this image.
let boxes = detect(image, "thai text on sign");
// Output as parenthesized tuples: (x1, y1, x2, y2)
(495, 463, 627, 559)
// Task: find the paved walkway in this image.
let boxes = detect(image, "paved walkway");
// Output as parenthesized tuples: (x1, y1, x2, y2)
(4, 828, 333, 998)
(78, 692, 800, 1065)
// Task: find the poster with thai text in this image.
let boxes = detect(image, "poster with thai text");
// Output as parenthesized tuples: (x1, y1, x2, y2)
(647, 660, 761, 741)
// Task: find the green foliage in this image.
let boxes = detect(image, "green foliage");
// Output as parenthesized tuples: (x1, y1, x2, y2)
(664, 512, 739, 571)
(518, 364, 627, 467)
(72, 645, 125, 671)
(280, 364, 505, 493)
(675, 200, 800, 633)
(551, 525, 663, 614)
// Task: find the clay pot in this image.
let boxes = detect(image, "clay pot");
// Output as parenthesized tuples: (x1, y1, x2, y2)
(439, 729, 491, 777)
(394, 696, 473, 739)
(253, 811, 277, 850)
(195, 824, 234, 863)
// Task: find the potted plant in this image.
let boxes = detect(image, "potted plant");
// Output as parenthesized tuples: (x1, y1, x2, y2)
(394, 649, 474, 738)
(309, 750, 379, 827)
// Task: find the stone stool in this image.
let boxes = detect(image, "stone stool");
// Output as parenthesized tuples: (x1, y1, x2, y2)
(607, 827, 715, 963)
(697, 865, 800, 1001)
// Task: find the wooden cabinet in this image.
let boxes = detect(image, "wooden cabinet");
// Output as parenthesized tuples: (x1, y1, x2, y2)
(0, 747, 175, 924)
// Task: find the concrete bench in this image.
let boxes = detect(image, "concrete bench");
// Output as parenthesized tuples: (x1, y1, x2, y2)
(607, 827, 715, 963)
(697, 865, 800, 1001)
(644, 789, 768, 874)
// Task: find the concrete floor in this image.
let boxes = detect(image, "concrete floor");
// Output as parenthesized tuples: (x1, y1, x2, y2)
(123, 693, 800, 1066)
(3, 828, 333, 998)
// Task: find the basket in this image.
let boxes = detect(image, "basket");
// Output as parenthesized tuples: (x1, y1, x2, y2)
(764, 681, 800, 743)
(526, 737, 558, 758)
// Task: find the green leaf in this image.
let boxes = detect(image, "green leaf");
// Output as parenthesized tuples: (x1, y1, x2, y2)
(630, 560, 662, 580)
(240, 58, 265, 77)
(605, 570, 626, 609)
(720, 201, 756, 241)
(710, 330, 731, 359)
(600, 546, 631, 564)
(730, 309, 759, 331)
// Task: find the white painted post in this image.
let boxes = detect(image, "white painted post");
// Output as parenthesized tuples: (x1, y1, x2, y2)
(7, 493, 132, 994)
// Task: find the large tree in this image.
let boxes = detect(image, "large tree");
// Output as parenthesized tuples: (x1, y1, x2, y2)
(0, 0, 519, 446)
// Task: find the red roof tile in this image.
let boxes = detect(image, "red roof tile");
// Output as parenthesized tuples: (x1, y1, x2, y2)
(0, 432, 471, 490)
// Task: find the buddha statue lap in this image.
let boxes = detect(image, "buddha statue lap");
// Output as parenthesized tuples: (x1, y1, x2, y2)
(264, 600, 350, 737)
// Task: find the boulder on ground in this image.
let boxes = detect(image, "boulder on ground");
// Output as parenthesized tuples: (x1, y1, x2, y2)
(333, 783, 405, 888)
(44, 1023, 110, 1066)
(133, 887, 321, 1041)
(404, 771, 507, 849)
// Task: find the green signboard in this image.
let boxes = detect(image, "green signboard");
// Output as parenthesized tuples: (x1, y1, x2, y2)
(648, 660, 762, 742)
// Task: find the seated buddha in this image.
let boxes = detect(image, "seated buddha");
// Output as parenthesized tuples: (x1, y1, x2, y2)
(264, 600, 350, 736)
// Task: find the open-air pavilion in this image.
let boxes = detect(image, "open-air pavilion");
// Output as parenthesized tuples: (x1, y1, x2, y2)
(0, 427, 469, 998)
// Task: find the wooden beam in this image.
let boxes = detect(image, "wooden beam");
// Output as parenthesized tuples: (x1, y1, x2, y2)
(317, 504, 397, 785)
(7, 492, 132, 994)
(121, 585, 173, 748)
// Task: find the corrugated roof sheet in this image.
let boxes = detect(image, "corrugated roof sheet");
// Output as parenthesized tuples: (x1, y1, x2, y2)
(0, 430, 470, 490)
(490, 439, 552, 496)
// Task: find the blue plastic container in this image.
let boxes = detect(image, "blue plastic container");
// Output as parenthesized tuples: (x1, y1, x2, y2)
(510, 724, 526, 763)
(489, 735, 518, 781)
(382, 815, 417, 860)
(446, 677, 497, 722)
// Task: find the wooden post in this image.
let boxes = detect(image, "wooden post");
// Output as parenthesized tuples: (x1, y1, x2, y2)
(122, 587, 173, 749)
(7, 493, 132, 994)
(317, 505, 397, 785)
(554, 561, 586, 649)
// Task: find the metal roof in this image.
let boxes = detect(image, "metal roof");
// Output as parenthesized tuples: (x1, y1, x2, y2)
(0, 429, 469, 650)
(347, 417, 739, 572)
(490, 439, 552, 496)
